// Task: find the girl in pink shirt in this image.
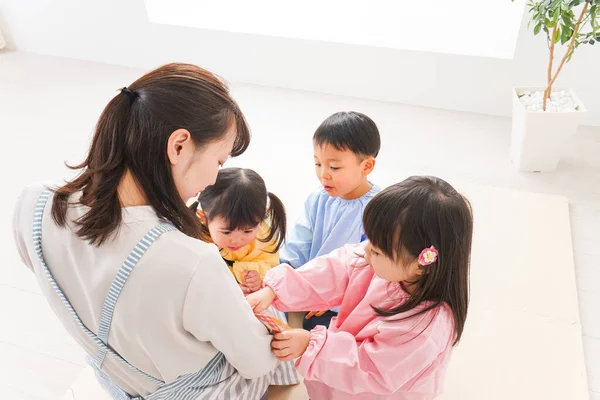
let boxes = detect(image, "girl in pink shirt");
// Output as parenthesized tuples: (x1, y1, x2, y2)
(247, 176, 473, 399)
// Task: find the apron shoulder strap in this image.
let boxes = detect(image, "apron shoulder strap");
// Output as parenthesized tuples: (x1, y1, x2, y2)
(95, 223, 177, 366)
(32, 189, 172, 387)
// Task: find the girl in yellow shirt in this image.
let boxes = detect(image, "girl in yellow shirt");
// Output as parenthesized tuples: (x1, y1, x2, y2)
(190, 167, 286, 293)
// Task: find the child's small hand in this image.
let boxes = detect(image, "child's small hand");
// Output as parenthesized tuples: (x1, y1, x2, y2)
(271, 329, 311, 362)
(246, 287, 276, 313)
(243, 270, 262, 292)
(306, 310, 327, 319)
(239, 284, 252, 295)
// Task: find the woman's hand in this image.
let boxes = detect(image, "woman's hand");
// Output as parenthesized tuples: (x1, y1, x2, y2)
(243, 270, 262, 292)
(246, 287, 276, 313)
(271, 329, 311, 362)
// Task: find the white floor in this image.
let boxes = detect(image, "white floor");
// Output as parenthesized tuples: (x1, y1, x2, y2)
(1, 51, 599, 399)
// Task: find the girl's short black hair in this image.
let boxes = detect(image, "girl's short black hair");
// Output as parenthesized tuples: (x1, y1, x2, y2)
(192, 168, 286, 252)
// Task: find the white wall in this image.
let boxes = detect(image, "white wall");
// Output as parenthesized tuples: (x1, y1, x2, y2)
(0, 0, 598, 126)
(0, 25, 5, 49)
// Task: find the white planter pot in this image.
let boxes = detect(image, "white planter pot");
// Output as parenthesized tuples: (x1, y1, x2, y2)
(510, 87, 586, 172)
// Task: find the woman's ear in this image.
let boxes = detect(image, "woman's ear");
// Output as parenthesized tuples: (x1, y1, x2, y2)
(167, 128, 193, 166)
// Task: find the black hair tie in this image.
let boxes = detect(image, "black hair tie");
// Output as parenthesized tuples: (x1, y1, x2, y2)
(119, 87, 139, 103)
(189, 200, 200, 213)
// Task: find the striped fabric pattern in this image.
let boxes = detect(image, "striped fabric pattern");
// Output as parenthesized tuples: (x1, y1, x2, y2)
(95, 224, 178, 367)
(32, 190, 165, 386)
(32, 190, 274, 399)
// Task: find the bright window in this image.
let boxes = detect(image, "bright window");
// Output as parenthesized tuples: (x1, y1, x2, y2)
(145, 0, 526, 59)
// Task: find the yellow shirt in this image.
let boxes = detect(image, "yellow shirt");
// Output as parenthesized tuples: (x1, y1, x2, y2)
(219, 223, 280, 284)
(188, 195, 281, 284)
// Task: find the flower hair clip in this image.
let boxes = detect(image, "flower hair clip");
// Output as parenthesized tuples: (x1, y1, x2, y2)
(418, 246, 438, 266)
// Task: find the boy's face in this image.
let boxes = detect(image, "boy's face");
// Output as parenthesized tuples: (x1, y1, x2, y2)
(313, 142, 375, 200)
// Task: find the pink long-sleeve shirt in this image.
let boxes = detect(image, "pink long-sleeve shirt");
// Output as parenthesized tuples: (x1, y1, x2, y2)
(264, 243, 455, 400)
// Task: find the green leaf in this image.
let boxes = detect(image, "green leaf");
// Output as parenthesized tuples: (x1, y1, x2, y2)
(548, 19, 557, 28)
(562, 12, 574, 26)
(534, 22, 542, 34)
(562, 26, 574, 44)
(591, 39, 596, 45)
(554, 26, 562, 43)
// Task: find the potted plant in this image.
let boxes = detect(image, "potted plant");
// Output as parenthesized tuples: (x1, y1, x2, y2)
(511, 0, 599, 172)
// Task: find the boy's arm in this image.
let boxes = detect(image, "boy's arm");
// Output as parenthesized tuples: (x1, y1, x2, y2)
(279, 197, 314, 268)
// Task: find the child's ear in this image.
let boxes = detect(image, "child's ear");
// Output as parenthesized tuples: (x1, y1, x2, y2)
(415, 263, 432, 276)
(196, 210, 207, 224)
(361, 156, 376, 175)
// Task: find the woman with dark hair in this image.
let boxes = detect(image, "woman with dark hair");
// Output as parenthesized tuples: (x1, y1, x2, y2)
(12, 63, 277, 399)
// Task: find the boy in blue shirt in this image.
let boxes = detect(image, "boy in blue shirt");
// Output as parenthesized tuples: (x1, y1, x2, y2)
(280, 111, 381, 329)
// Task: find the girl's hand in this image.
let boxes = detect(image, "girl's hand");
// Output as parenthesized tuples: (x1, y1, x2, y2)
(306, 310, 327, 319)
(243, 270, 262, 292)
(271, 329, 311, 362)
(246, 287, 276, 313)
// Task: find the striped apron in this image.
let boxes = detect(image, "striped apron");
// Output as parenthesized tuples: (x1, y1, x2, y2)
(32, 190, 278, 399)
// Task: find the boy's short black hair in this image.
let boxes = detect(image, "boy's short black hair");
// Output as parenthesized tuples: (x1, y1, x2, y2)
(313, 111, 380, 158)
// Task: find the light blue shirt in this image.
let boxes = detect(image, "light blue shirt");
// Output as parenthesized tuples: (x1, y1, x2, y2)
(280, 184, 381, 312)
(281, 183, 381, 268)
